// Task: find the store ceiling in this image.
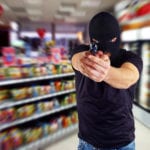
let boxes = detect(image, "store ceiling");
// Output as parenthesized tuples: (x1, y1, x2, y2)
(0, 0, 120, 25)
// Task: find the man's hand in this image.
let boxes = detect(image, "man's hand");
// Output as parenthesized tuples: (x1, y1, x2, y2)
(80, 51, 110, 82)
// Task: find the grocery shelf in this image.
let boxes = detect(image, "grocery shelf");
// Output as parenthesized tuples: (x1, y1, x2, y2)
(0, 89, 76, 109)
(0, 103, 76, 131)
(120, 14, 150, 31)
(17, 124, 78, 150)
(0, 72, 75, 86)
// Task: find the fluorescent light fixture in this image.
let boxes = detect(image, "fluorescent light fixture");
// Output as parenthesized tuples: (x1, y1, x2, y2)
(26, 9, 42, 15)
(59, 5, 75, 13)
(80, 0, 101, 8)
(26, 0, 42, 5)
(1, 3, 11, 11)
(29, 16, 41, 21)
(71, 11, 86, 17)
(64, 17, 77, 23)
(54, 14, 64, 19)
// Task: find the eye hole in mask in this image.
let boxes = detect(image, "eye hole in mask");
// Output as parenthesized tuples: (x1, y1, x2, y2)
(89, 37, 117, 55)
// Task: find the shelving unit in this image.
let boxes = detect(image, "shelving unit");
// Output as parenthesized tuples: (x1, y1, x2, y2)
(0, 68, 78, 149)
(120, 14, 150, 128)
(17, 124, 78, 150)
(0, 103, 76, 131)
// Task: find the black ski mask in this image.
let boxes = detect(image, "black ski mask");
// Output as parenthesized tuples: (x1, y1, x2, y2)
(89, 12, 121, 63)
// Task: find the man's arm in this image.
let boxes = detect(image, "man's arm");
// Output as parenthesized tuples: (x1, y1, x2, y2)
(104, 62, 140, 89)
(78, 53, 140, 89)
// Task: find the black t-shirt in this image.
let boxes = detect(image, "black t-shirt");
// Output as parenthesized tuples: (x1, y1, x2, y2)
(71, 45, 143, 149)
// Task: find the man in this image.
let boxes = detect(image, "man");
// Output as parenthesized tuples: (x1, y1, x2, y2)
(71, 12, 143, 150)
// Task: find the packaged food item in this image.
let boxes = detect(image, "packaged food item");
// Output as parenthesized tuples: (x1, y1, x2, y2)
(23, 126, 43, 143)
(70, 111, 78, 124)
(9, 128, 23, 148)
(0, 67, 6, 80)
(42, 123, 51, 136)
(32, 66, 41, 77)
(0, 108, 16, 124)
(0, 89, 10, 102)
(40, 66, 48, 76)
(5, 67, 22, 79)
(17, 104, 35, 119)
(53, 98, 60, 109)
(6, 108, 16, 122)
(0, 109, 7, 124)
(11, 87, 28, 101)
(21, 66, 31, 78)
(0, 131, 13, 150)
(54, 81, 62, 91)
(36, 102, 44, 113)
(43, 101, 54, 111)
(55, 64, 62, 74)
(49, 82, 56, 93)
(61, 116, 72, 128)
(49, 119, 59, 133)
(39, 85, 50, 96)
(32, 85, 41, 97)
(46, 64, 57, 75)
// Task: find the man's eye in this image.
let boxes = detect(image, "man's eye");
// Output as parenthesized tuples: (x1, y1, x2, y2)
(110, 37, 117, 43)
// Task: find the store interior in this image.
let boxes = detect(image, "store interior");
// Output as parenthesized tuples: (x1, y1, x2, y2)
(0, 0, 150, 150)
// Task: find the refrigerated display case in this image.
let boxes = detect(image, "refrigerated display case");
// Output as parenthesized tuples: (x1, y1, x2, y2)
(120, 13, 150, 128)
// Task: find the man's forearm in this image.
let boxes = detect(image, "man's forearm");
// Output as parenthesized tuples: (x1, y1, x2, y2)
(104, 63, 139, 89)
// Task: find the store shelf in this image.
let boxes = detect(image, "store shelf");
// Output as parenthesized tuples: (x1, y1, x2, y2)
(0, 89, 76, 109)
(17, 124, 78, 150)
(0, 72, 75, 86)
(0, 103, 76, 131)
(120, 14, 150, 31)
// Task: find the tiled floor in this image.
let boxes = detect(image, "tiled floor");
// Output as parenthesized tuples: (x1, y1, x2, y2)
(45, 119, 150, 150)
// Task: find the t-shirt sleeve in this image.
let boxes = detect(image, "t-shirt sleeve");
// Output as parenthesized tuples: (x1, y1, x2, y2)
(70, 44, 89, 59)
(122, 51, 143, 74)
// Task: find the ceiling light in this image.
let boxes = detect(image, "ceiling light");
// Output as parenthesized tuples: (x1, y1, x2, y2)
(26, 9, 42, 15)
(29, 16, 41, 21)
(26, 0, 42, 5)
(80, 0, 101, 8)
(1, 3, 11, 11)
(71, 11, 86, 17)
(64, 17, 77, 23)
(54, 14, 64, 19)
(59, 5, 75, 13)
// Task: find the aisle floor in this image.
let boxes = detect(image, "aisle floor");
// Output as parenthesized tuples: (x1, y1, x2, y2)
(45, 119, 150, 150)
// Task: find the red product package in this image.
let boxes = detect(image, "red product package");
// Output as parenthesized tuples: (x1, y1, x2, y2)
(2, 47, 16, 67)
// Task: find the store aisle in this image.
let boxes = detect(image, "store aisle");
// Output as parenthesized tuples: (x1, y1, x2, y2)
(45, 119, 150, 150)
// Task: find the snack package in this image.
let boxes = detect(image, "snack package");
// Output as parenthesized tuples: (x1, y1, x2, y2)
(32, 86, 41, 97)
(11, 87, 28, 101)
(46, 64, 57, 75)
(17, 104, 35, 119)
(5, 67, 22, 79)
(0, 89, 10, 102)
(0, 131, 13, 150)
(0, 67, 6, 80)
(0, 108, 16, 124)
(9, 128, 23, 148)
(21, 66, 31, 78)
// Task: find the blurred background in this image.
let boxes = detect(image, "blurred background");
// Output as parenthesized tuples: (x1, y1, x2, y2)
(0, 0, 150, 150)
